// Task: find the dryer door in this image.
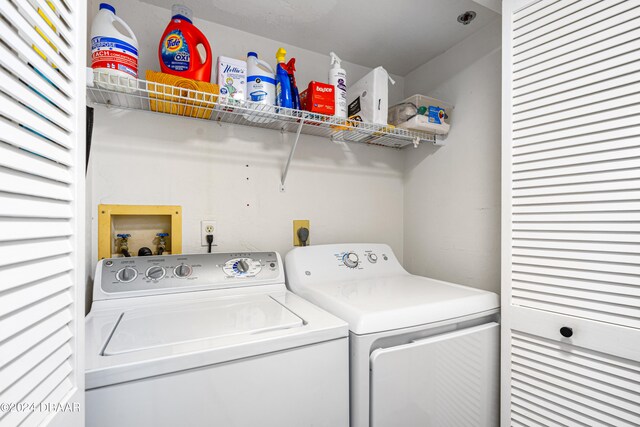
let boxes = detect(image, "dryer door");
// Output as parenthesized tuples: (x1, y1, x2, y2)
(370, 322, 499, 427)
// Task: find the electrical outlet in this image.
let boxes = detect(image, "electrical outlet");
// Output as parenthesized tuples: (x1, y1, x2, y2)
(293, 220, 310, 246)
(201, 220, 217, 246)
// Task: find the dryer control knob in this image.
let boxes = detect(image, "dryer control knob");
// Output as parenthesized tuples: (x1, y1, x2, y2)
(343, 252, 359, 268)
(236, 259, 250, 273)
(146, 265, 166, 281)
(367, 253, 378, 263)
(116, 267, 138, 283)
(174, 264, 192, 278)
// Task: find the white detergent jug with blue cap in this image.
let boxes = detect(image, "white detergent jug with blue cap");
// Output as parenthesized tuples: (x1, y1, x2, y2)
(246, 52, 276, 105)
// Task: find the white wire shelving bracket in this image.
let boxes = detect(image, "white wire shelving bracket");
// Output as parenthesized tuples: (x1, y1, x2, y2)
(86, 70, 441, 189)
(280, 118, 305, 192)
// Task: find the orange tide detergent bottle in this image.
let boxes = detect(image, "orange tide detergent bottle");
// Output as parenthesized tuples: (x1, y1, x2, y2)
(158, 5, 212, 82)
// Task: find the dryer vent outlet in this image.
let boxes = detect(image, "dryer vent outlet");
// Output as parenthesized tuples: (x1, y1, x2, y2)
(293, 220, 310, 246)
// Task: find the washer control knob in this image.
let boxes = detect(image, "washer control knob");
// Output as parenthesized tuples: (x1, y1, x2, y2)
(367, 253, 378, 263)
(116, 267, 137, 283)
(146, 265, 166, 280)
(343, 252, 359, 268)
(174, 264, 192, 278)
(236, 259, 250, 273)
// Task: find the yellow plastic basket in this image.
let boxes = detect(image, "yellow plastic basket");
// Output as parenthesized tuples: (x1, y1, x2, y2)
(146, 70, 219, 119)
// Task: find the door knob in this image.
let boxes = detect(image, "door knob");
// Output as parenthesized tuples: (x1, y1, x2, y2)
(560, 327, 573, 338)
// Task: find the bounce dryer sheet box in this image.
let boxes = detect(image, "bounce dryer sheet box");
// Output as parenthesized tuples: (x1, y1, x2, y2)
(347, 66, 394, 126)
(217, 56, 246, 101)
(300, 81, 335, 115)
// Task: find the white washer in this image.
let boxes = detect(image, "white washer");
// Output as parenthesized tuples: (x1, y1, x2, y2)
(86, 251, 349, 427)
(285, 244, 500, 427)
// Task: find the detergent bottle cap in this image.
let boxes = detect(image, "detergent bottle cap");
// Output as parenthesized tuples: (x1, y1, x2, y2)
(276, 48, 287, 63)
(99, 3, 115, 13)
(330, 52, 342, 69)
(171, 4, 193, 23)
(247, 51, 258, 58)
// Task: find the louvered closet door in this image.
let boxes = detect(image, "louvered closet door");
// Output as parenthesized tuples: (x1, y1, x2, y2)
(0, 0, 85, 426)
(502, 0, 640, 425)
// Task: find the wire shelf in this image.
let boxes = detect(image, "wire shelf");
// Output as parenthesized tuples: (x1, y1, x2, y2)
(86, 70, 438, 149)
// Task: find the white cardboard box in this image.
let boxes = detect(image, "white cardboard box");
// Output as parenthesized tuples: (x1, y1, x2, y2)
(347, 66, 394, 126)
(217, 56, 247, 101)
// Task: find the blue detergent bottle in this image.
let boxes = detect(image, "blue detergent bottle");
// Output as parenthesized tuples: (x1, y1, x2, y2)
(275, 48, 293, 108)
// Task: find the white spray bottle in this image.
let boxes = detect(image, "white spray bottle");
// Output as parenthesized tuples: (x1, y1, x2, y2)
(329, 52, 347, 118)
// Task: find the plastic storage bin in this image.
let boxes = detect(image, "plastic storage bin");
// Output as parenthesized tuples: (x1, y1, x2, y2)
(389, 95, 452, 135)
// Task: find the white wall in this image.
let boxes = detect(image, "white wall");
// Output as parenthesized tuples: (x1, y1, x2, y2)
(89, 109, 404, 262)
(402, 19, 502, 294)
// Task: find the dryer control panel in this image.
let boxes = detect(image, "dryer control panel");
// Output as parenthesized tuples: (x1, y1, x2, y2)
(333, 249, 390, 270)
(95, 252, 282, 300)
(284, 243, 408, 287)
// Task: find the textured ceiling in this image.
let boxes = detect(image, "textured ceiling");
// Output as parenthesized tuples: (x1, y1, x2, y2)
(141, 0, 500, 75)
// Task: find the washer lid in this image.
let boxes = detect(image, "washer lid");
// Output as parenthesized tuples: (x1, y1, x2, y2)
(293, 275, 499, 335)
(103, 296, 304, 355)
(85, 290, 349, 389)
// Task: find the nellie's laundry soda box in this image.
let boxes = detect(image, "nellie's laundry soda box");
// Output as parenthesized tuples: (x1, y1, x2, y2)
(300, 81, 335, 115)
(217, 56, 246, 100)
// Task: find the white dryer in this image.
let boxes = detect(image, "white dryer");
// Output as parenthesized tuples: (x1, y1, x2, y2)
(85, 251, 349, 427)
(285, 244, 500, 427)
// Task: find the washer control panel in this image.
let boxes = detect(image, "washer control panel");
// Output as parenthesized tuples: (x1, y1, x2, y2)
(98, 252, 280, 296)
